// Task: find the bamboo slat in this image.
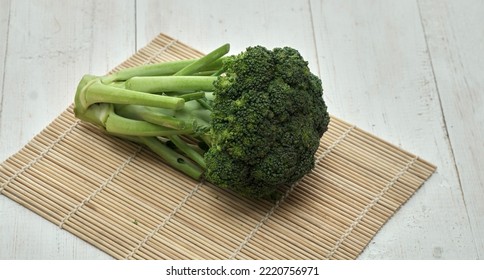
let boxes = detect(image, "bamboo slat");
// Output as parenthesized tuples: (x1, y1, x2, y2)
(0, 33, 436, 260)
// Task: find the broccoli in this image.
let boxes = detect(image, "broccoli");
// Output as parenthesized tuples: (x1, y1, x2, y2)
(74, 43, 329, 199)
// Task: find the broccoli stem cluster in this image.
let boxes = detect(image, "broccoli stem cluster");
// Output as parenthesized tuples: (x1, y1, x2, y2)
(74, 44, 229, 180)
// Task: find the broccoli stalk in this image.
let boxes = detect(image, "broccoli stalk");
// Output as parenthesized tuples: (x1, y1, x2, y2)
(74, 43, 330, 199)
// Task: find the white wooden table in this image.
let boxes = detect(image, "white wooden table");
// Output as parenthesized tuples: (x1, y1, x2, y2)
(1, 0, 482, 259)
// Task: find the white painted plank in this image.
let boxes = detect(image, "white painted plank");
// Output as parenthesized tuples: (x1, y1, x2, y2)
(310, 0, 477, 259)
(136, 0, 320, 73)
(0, 0, 136, 259)
(0, 0, 11, 111)
(419, 0, 484, 258)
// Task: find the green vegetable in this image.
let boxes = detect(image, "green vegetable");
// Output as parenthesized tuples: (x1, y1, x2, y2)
(74, 43, 330, 199)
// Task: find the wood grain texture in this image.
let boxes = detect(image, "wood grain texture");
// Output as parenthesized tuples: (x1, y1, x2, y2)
(0, 0, 482, 259)
(310, 0, 478, 259)
(419, 0, 484, 258)
(136, 0, 320, 72)
(0, 0, 11, 121)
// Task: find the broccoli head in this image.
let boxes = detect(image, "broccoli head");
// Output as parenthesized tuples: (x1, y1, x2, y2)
(206, 46, 329, 198)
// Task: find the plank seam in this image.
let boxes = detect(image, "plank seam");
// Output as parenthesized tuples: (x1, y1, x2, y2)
(416, 0, 478, 258)
(228, 124, 355, 259)
(0, 0, 12, 125)
(307, 0, 321, 78)
(325, 155, 419, 259)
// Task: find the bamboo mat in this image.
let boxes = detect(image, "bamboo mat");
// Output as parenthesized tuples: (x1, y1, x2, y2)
(0, 33, 436, 260)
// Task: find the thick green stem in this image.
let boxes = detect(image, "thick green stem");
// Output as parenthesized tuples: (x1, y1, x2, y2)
(74, 103, 112, 129)
(174, 43, 230, 76)
(76, 101, 192, 137)
(105, 113, 192, 136)
(101, 54, 227, 84)
(102, 59, 197, 84)
(198, 134, 213, 147)
(114, 104, 188, 130)
(178, 91, 205, 101)
(168, 135, 207, 169)
(125, 76, 217, 93)
(139, 136, 204, 180)
(196, 99, 212, 110)
(77, 77, 185, 114)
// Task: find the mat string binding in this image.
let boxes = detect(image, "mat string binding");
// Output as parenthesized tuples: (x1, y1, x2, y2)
(325, 155, 419, 259)
(145, 39, 178, 65)
(125, 179, 205, 259)
(59, 146, 142, 229)
(0, 120, 80, 195)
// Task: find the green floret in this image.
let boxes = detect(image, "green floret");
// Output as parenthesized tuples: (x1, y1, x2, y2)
(73, 43, 329, 199)
(273, 47, 313, 87)
(214, 46, 275, 97)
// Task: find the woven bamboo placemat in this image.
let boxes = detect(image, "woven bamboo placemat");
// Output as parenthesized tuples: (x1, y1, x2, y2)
(0, 33, 436, 260)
